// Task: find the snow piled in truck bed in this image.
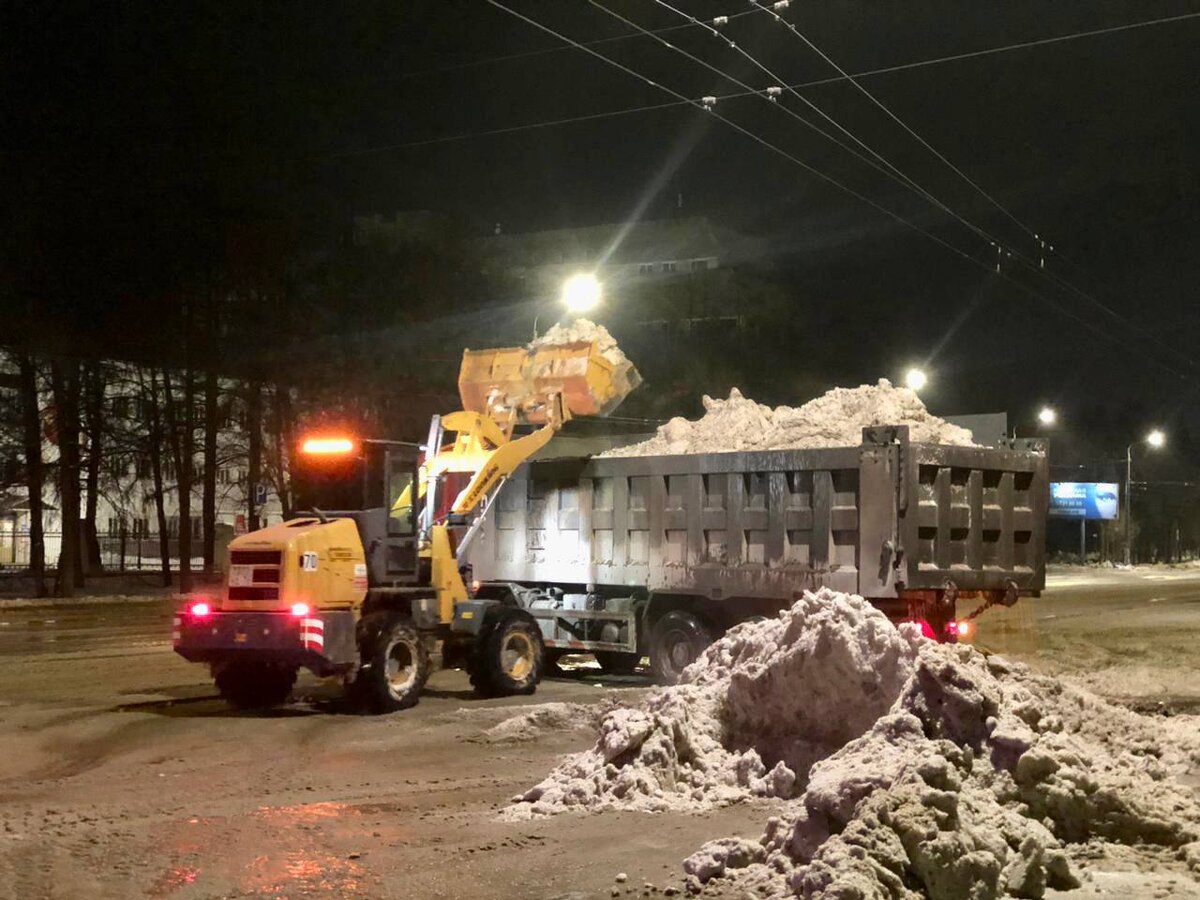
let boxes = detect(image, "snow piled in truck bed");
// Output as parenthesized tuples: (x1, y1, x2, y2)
(505, 590, 1200, 898)
(600, 381, 977, 457)
(529, 318, 629, 367)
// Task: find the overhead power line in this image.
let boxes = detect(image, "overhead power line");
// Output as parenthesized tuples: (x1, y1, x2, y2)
(338, 9, 1200, 156)
(483, 0, 1197, 385)
(745, 0, 1045, 243)
(735, 0, 1200, 372)
(396, 7, 759, 79)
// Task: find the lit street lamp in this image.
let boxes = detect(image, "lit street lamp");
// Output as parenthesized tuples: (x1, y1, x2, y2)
(1037, 406, 1057, 426)
(1125, 429, 1166, 565)
(904, 368, 927, 392)
(561, 272, 601, 313)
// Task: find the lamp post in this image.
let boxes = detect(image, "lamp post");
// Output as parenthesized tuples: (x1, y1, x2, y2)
(561, 272, 601, 314)
(535, 272, 603, 339)
(1125, 429, 1165, 565)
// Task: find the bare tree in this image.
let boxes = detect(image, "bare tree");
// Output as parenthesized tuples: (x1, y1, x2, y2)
(162, 366, 196, 593)
(49, 358, 83, 597)
(82, 362, 106, 573)
(247, 380, 262, 530)
(16, 354, 46, 596)
(202, 364, 218, 576)
(140, 369, 172, 587)
(265, 383, 295, 519)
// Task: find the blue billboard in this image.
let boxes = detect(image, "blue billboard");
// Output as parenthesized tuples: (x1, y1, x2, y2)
(1049, 482, 1120, 520)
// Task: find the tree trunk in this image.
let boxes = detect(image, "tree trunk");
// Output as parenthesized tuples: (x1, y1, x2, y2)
(267, 383, 294, 519)
(162, 367, 195, 593)
(144, 370, 172, 587)
(247, 381, 262, 530)
(49, 358, 83, 597)
(202, 365, 218, 576)
(17, 355, 46, 597)
(82, 363, 105, 574)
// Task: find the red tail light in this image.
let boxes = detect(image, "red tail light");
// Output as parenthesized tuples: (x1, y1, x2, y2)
(290, 602, 310, 617)
(189, 601, 211, 618)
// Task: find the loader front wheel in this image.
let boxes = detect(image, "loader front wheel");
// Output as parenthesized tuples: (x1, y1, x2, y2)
(360, 616, 429, 713)
(470, 609, 543, 698)
(214, 662, 297, 710)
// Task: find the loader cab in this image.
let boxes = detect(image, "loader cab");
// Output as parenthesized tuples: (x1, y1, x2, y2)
(292, 437, 423, 586)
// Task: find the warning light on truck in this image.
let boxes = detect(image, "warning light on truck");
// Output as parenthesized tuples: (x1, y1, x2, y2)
(189, 601, 211, 618)
(301, 436, 356, 456)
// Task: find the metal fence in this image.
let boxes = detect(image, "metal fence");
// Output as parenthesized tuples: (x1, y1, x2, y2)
(0, 529, 209, 573)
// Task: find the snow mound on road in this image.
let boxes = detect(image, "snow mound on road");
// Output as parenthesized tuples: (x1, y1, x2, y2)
(505, 590, 924, 817)
(507, 590, 1200, 897)
(600, 381, 977, 457)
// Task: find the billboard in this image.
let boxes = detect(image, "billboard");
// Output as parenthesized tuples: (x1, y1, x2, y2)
(1049, 482, 1119, 520)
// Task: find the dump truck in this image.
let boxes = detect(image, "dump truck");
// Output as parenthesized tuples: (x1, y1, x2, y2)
(173, 337, 643, 711)
(463, 427, 1048, 683)
(174, 335, 1048, 710)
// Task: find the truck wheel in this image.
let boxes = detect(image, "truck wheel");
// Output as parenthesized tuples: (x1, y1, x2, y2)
(360, 616, 429, 713)
(214, 662, 297, 710)
(470, 609, 544, 698)
(650, 611, 713, 685)
(595, 651, 641, 675)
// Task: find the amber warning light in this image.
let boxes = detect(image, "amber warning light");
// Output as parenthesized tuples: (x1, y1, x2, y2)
(301, 436, 356, 456)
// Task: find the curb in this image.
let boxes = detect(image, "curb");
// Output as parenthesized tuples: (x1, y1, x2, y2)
(0, 595, 176, 610)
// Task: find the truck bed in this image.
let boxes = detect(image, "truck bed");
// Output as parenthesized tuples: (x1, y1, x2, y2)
(466, 427, 1047, 605)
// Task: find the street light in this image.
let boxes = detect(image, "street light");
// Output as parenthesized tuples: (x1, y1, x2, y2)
(904, 368, 927, 392)
(1125, 429, 1166, 565)
(562, 273, 601, 313)
(1037, 406, 1057, 426)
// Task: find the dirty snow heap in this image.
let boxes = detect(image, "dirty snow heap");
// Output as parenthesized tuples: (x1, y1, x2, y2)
(506, 590, 1200, 898)
(601, 381, 976, 457)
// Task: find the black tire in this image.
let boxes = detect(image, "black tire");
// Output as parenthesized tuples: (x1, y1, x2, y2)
(469, 609, 544, 698)
(595, 651, 641, 675)
(359, 616, 430, 713)
(214, 662, 297, 710)
(649, 610, 713, 685)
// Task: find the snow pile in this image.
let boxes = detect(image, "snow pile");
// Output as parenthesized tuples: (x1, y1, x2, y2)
(507, 591, 1200, 897)
(506, 591, 924, 817)
(530, 318, 629, 368)
(601, 381, 977, 457)
(473, 702, 610, 743)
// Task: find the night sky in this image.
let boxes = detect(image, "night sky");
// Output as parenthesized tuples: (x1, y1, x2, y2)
(3, 1, 1198, 440)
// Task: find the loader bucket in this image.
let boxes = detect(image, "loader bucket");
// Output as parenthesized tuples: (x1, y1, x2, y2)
(459, 340, 641, 422)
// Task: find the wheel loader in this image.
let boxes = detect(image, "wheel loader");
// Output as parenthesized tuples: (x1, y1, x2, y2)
(173, 338, 642, 711)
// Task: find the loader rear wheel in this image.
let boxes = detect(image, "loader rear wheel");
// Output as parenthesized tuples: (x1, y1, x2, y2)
(650, 611, 713, 686)
(360, 616, 429, 713)
(470, 609, 544, 698)
(214, 662, 297, 710)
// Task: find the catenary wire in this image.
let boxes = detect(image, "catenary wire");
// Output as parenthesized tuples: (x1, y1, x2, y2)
(483, 0, 1196, 384)
(338, 11, 1200, 155)
(651, 0, 1200, 372)
(739, 1, 1200, 371)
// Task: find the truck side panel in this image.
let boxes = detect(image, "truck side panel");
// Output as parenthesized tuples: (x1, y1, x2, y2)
(470, 447, 866, 600)
(468, 438, 1047, 605)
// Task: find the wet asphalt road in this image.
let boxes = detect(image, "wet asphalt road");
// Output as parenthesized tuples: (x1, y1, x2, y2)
(0, 567, 1196, 899)
(2, 566, 1198, 672)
